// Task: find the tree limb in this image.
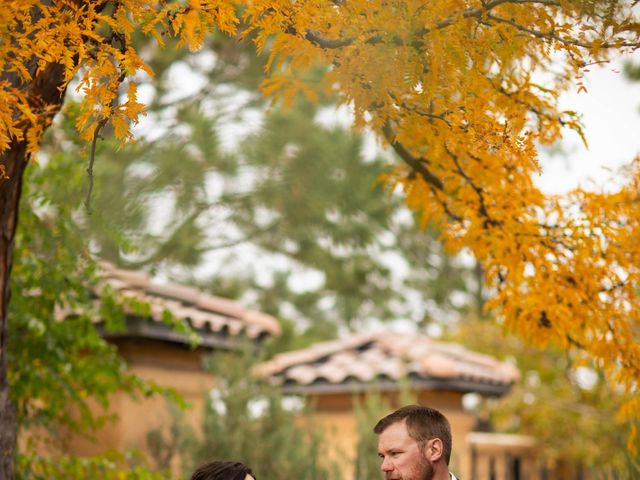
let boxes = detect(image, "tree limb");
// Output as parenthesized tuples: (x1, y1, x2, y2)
(485, 13, 639, 49)
(444, 144, 501, 227)
(382, 122, 444, 191)
(293, 0, 565, 50)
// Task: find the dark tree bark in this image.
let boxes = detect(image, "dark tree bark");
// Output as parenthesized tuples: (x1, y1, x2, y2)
(0, 60, 67, 480)
(0, 149, 25, 480)
(0, 3, 116, 476)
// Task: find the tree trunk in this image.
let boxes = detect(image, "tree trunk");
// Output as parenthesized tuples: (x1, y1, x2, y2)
(0, 142, 28, 480)
(0, 60, 68, 480)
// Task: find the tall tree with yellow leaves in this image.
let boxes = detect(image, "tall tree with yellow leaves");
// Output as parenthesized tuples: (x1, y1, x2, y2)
(0, 2, 239, 477)
(1, 1, 639, 478)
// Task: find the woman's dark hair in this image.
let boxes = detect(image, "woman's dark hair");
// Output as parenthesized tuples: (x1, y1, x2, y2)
(190, 460, 255, 480)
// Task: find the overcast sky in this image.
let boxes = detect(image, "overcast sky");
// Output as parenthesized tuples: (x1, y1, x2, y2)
(536, 53, 640, 195)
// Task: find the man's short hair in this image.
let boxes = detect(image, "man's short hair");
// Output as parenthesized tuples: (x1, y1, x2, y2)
(190, 460, 255, 480)
(373, 404, 452, 465)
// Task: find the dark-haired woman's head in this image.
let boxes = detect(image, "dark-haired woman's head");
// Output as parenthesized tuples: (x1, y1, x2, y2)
(190, 460, 255, 480)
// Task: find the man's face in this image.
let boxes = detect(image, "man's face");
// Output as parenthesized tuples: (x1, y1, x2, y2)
(377, 420, 435, 480)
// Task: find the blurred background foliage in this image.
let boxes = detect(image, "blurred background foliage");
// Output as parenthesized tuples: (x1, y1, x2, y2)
(146, 347, 338, 480)
(448, 319, 640, 476)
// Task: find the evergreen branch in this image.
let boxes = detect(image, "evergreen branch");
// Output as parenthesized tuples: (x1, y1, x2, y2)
(119, 205, 278, 269)
(118, 205, 209, 268)
(203, 236, 255, 251)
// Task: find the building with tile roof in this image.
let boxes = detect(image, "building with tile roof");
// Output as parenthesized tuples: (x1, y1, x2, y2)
(257, 331, 532, 480)
(258, 332, 519, 396)
(97, 261, 280, 346)
(66, 262, 281, 460)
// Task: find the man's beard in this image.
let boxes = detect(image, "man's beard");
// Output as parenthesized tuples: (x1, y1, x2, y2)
(414, 453, 435, 480)
(384, 453, 435, 480)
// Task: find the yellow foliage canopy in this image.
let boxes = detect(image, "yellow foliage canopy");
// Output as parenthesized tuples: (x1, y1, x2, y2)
(1, 0, 639, 444)
(0, 0, 238, 154)
(244, 0, 640, 439)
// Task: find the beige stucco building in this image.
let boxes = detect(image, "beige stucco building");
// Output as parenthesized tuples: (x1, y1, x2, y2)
(59, 262, 281, 464)
(258, 333, 553, 480)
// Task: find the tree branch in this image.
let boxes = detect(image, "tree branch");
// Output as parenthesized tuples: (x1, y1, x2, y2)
(382, 122, 467, 222)
(489, 78, 575, 128)
(382, 122, 444, 191)
(84, 117, 109, 214)
(485, 13, 638, 49)
(292, 0, 565, 50)
(85, 21, 128, 214)
(444, 144, 501, 227)
(388, 92, 453, 127)
(302, 29, 354, 49)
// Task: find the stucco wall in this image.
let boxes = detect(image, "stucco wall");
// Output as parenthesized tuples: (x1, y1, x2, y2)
(67, 339, 215, 462)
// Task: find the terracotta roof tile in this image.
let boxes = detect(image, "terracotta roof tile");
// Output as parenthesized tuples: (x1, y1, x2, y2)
(146, 282, 201, 304)
(97, 261, 280, 340)
(316, 363, 349, 384)
(286, 365, 319, 385)
(348, 362, 376, 382)
(196, 295, 245, 319)
(258, 332, 519, 396)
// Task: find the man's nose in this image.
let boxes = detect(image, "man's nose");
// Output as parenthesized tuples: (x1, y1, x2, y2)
(380, 457, 393, 472)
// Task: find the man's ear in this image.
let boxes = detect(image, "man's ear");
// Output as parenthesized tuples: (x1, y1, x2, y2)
(423, 438, 443, 463)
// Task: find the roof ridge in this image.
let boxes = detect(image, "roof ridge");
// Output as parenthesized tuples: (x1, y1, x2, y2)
(257, 330, 519, 395)
(96, 260, 281, 339)
(257, 332, 378, 377)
